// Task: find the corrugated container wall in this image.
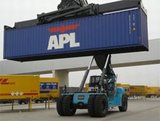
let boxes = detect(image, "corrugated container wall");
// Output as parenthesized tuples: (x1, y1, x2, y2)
(0, 75, 39, 100)
(4, 8, 148, 61)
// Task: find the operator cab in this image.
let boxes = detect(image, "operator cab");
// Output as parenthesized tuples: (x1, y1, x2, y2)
(88, 76, 101, 92)
(88, 74, 116, 96)
(88, 75, 108, 92)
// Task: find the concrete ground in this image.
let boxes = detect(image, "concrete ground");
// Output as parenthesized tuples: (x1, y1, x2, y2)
(0, 98, 160, 121)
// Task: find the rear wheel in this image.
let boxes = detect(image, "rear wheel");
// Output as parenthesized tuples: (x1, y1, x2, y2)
(63, 95, 76, 116)
(119, 94, 128, 112)
(18, 100, 22, 105)
(94, 95, 108, 117)
(56, 96, 65, 116)
(88, 95, 96, 117)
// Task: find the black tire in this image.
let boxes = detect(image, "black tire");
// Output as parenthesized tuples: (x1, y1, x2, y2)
(24, 100, 28, 104)
(88, 95, 95, 117)
(56, 96, 65, 116)
(119, 94, 128, 112)
(94, 95, 108, 117)
(35, 100, 38, 103)
(40, 100, 43, 103)
(63, 95, 76, 116)
(18, 101, 22, 105)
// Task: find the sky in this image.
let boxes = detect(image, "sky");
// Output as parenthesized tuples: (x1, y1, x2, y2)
(0, 0, 160, 87)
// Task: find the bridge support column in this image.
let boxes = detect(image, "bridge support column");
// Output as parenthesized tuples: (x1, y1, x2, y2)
(53, 70, 69, 87)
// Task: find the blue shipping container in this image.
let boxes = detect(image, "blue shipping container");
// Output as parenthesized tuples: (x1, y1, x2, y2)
(4, 8, 148, 61)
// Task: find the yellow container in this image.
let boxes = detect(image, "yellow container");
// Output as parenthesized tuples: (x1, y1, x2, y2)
(84, 83, 89, 92)
(0, 75, 39, 100)
(146, 87, 160, 96)
(40, 78, 60, 99)
(154, 87, 160, 96)
(156, 87, 160, 97)
(129, 85, 148, 96)
(116, 83, 122, 87)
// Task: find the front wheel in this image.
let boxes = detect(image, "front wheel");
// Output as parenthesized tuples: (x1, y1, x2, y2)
(56, 96, 65, 116)
(94, 95, 108, 117)
(63, 95, 76, 116)
(119, 94, 128, 112)
(88, 95, 96, 117)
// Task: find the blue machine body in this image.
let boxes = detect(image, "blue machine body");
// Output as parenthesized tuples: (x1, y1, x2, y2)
(4, 8, 148, 61)
(63, 87, 125, 108)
